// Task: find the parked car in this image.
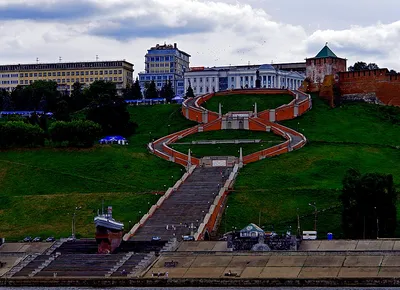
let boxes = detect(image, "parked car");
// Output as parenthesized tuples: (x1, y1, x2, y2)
(22, 236, 32, 242)
(151, 236, 161, 241)
(32, 237, 42, 242)
(45, 236, 55, 242)
(67, 236, 76, 242)
(182, 235, 195, 241)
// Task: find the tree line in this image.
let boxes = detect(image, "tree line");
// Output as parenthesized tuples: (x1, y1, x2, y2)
(0, 80, 137, 148)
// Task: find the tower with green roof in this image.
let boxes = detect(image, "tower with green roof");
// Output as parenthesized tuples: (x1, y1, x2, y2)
(306, 43, 347, 84)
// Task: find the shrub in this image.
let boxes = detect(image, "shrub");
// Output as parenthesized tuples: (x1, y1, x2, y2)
(49, 120, 102, 147)
(0, 121, 45, 148)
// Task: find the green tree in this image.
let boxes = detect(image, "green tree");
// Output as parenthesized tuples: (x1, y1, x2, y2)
(348, 62, 380, 71)
(70, 82, 87, 111)
(0, 89, 10, 110)
(145, 80, 158, 99)
(340, 169, 397, 239)
(53, 100, 71, 121)
(85, 81, 137, 136)
(49, 120, 102, 147)
(0, 121, 45, 148)
(185, 85, 195, 99)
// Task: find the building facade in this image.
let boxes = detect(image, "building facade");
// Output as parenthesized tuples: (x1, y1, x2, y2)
(184, 64, 305, 96)
(306, 44, 347, 84)
(138, 43, 190, 97)
(0, 60, 134, 94)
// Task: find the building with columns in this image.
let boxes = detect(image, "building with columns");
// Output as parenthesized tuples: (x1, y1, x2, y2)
(184, 64, 305, 96)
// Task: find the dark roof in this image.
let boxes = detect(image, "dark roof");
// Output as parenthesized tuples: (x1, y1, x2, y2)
(315, 45, 338, 58)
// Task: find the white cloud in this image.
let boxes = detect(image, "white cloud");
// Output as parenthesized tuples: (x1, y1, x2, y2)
(0, 0, 399, 73)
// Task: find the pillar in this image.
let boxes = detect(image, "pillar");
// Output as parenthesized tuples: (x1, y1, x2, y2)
(187, 149, 192, 171)
(219, 103, 222, 117)
(254, 102, 258, 117)
(239, 147, 243, 168)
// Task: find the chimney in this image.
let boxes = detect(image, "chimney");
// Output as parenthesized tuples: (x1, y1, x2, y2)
(174, 43, 177, 49)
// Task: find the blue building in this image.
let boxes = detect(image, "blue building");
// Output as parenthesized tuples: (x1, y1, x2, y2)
(138, 43, 190, 97)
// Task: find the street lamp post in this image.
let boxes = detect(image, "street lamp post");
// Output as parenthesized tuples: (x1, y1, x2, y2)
(71, 206, 82, 239)
(224, 205, 229, 233)
(308, 202, 317, 231)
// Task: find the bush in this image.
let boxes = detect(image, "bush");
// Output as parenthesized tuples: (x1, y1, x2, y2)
(49, 120, 102, 147)
(0, 121, 45, 148)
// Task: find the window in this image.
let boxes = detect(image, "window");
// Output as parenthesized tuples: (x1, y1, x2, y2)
(71, 78, 75, 82)
(155, 57, 159, 61)
(30, 73, 33, 77)
(85, 78, 89, 82)
(20, 80, 23, 84)
(71, 72, 75, 76)
(212, 77, 215, 82)
(104, 70, 108, 75)
(66, 72, 70, 76)
(240, 76, 243, 82)
(150, 57, 154, 61)
(85, 71, 89, 75)
(118, 70, 122, 74)
(165, 56, 169, 61)
(43, 72, 47, 77)
(109, 70, 113, 74)
(38, 73, 42, 77)
(160, 57, 164, 61)
(206, 77, 208, 82)
(52, 72, 56, 76)
(25, 80, 28, 84)
(90, 71, 94, 75)
(29, 80, 33, 84)
(100, 77, 103, 80)
(66, 79, 70, 82)
(90, 78, 93, 82)
(200, 77, 202, 82)
(95, 77, 98, 81)
(62, 79, 65, 83)
(81, 71, 84, 76)
(114, 77, 117, 81)
(57, 79, 61, 83)
(157, 76, 162, 80)
(114, 70, 117, 74)
(200, 87, 203, 93)
(25, 73, 28, 77)
(100, 71, 103, 75)
(76, 71, 79, 75)
(95, 71, 98, 75)
(206, 87, 209, 92)
(57, 72, 61, 76)
(118, 77, 122, 81)
(193, 78, 196, 82)
(81, 78, 84, 82)
(157, 82, 161, 87)
(231, 77, 234, 82)
(34, 73, 38, 77)
(62, 72, 65, 76)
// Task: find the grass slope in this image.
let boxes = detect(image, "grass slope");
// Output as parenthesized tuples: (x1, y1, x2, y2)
(221, 97, 400, 238)
(170, 130, 284, 158)
(203, 93, 293, 114)
(0, 104, 196, 240)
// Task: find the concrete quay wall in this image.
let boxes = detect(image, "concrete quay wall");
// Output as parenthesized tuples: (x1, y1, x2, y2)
(3, 277, 400, 287)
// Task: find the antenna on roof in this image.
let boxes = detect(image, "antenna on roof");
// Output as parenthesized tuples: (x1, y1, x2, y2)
(59, 56, 62, 63)
(325, 42, 328, 46)
(96, 55, 99, 61)
(36, 57, 39, 64)
(248, 61, 250, 65)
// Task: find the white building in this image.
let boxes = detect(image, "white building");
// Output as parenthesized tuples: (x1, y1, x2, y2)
(184, 64, 305, 96)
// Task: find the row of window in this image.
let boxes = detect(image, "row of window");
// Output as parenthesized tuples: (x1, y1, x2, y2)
(147, 56, 174, 62)
(188, 76, 302, 84)
(14, 76, 123, 85)
(0, 74, 19, 78)
(140, 75, 174, 81)
(1, 80, 18, 84)
(17, 69, 124, 78)
(0, 61, 128, 72)
(149, 63, 174, 68)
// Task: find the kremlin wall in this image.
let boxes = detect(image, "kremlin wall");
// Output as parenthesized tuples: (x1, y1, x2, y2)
(305, 45, 400, 107)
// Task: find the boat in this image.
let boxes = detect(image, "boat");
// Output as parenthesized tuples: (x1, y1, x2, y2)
(94, 204, 124, 254)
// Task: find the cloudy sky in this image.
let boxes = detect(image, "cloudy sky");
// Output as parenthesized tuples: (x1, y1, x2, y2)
(0, 0, 399, 73)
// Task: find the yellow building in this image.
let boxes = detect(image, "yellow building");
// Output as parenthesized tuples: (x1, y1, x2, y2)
(0, 60, 134, 94)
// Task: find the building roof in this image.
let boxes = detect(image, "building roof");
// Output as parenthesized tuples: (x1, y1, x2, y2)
(240, 223, 264, 233)
(258, 64, 275, 70)
(314, 44, 338, 58)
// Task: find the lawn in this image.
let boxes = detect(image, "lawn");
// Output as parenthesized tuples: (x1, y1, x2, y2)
(0, 104, 195, 240)
(220, 96, 400, 238)
(170, 130, 284, 158)
(203, 93, 293, 114)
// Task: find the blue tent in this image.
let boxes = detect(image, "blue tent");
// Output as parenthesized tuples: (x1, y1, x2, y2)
(99, 136, 128, 145)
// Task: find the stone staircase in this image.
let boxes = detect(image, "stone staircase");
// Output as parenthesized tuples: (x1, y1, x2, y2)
(45, 240, 65, 255)
(104, 252, 134, 277)
(130, 166, 232, 241)
(29, 253, 60, 277)
(6, 253, 39, 277)
(129, 252, 156, 277)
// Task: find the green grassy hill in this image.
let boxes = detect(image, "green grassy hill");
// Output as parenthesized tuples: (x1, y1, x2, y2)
(203, 93, 293, 114)
(1, 95, 400, 240)
(221, 97, 400, 238)
(0, 104, 195, 240)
